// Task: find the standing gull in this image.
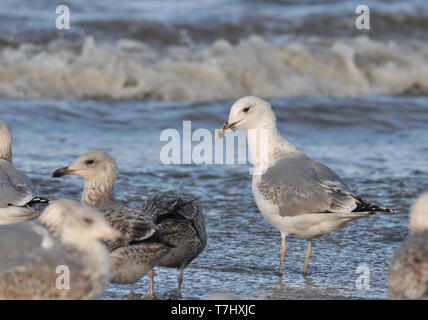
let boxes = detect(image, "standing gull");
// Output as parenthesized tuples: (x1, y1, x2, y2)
(142, 194, 206, 299)
(217, 96, 394, 275)
(0, 121, 49, 224)
(389, 192, 428, 300)
(52, 151, 174, 299)
(0, 200, 120, 299)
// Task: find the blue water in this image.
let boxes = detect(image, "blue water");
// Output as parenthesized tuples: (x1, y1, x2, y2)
(1, 0, 427, 299)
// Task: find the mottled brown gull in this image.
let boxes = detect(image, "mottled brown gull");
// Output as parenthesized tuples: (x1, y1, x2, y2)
(0, 121, 49, 224)
(0, 199, 120, 299)
(142, 194, 206, 299)
(52, 151, 174, 299)
(389, 192, 428, 300)
(217, 96, 394, 276)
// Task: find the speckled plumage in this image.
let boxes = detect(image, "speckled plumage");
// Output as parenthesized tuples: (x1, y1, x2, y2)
(0, 200, 119, 300)
(389, 232, 428, 300)
(0, 122, 12, 163)
(0, 245, 106, 300)
(109, 242, 171, 284)
(389, 193, 428, 300)
(96, 202, 172, 285)
(52, 151, 174, 298)
(97, 203, 156, 251)
(142, 194, 207, 297)
(142, 194, 206, 267)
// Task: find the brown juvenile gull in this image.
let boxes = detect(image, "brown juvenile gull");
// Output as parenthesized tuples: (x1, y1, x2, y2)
(0, 199, 120, 299)
(217, 96, 394, 276)
(52, 150, 174, 299)
(0, 199, 87, 264)
(142, 194, 207, 299)
(0, 121, 49, 224)
(389, 192, 428, 300)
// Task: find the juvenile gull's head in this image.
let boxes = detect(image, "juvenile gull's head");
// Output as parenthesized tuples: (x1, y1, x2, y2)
(217, 96, 277, 139)
(52, 150, 118, 206)
(409, 192, 428, 234)
(52, 150, 117, 184)
(0, 121, 12, 162)
(38, 199, 90, 240)
(60, 201, 120, 245)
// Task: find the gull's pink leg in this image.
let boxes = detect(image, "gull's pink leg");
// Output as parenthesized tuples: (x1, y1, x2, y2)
(279, 233, 287, 276)
(127, 283, 135, 300)
(303, 240, 312, 275)
(177, 266, 185, 298)
(149, 268, 158, 300)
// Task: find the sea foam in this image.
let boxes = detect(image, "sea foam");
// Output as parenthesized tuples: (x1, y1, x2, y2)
(0, 35, 427, 101)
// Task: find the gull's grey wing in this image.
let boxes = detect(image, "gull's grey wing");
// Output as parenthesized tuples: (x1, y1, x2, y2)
(0, 221, 54, 264)
(258, 153, 363, 216)
(0, 159, 35, 207)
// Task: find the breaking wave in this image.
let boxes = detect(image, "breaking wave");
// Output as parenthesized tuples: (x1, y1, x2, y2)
(0, 35, 427, 101)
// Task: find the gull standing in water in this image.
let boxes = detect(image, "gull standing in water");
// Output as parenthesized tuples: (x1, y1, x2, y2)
(0, 122, 49, 224)
(142, 194, 206, 299)
(52, 151, 174, 299)
(217, 96, 394, 275)
(0, 200, 120, 299)
(389, 192, 428, 299)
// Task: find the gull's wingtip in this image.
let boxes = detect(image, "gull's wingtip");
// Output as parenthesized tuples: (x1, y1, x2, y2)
(370, 205, 396, 214)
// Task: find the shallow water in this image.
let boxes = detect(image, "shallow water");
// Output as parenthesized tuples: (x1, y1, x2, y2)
(1, 0, 427, 300)
(2, 95, 427, 299)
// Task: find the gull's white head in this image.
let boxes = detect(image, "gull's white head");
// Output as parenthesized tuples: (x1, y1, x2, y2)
(217, 96, 276, 138)
(52, 150, 117, 184)
(409, 192, 428, 234)
(0, 121, 12, 162)
(61, 201, 120, 245)
(38, 199, 84, 239)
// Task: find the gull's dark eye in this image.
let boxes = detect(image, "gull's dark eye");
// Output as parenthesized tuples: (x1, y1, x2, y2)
(85, 159, 94, 165)
(243, 107, 250, 113)
(84, 218, 93, 225)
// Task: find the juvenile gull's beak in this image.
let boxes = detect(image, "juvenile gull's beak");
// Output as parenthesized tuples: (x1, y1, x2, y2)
(216, 120, 242, 140)
(52, 166, 74, 178)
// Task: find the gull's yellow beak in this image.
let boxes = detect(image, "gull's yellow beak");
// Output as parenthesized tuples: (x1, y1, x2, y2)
(216, 121, 229, 140)
(216, 119, 242, 140)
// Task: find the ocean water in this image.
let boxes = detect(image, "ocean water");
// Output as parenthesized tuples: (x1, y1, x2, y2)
(1, 0, 428, 299)
(1, 0, 428, 100)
